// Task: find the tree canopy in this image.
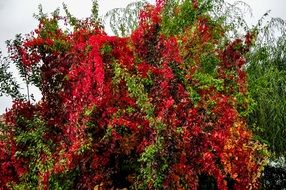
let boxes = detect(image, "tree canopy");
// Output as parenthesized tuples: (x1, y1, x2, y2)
(0, 0, 279, 189)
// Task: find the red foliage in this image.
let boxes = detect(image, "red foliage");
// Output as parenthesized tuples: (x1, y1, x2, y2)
(0, 1, 268, 189)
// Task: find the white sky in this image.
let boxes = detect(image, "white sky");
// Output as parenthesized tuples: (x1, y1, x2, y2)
(0, 0, 285, 113)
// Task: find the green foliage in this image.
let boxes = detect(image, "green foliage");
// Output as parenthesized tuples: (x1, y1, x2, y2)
(0, 52, 22, 99)
(113, 62, 154, 118)
(247, 34, 286, 157)
(200, 53, 219, 76)
(13, 117, 54, 189)
(49, 168, 80, 189)
(193, 72, 224, 91)
(161, 0, 199, 36)
(91, 0, 99, 22)
(247, 38, 286, 156)
(62, 3, 78, 26)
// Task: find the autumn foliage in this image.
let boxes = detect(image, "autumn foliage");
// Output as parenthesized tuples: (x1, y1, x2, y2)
(0, 1, 268, 189)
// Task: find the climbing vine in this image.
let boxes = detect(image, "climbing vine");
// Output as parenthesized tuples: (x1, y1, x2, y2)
(0, 1, 268, 189)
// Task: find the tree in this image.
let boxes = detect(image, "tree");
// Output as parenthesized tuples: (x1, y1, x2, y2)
(247, 32, 286, 157)
(0, 0, 268, 189)
(246, 17, 286, 158)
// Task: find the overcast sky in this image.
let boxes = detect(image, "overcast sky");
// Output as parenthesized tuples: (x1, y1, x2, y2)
(0, 0, 285, 113)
